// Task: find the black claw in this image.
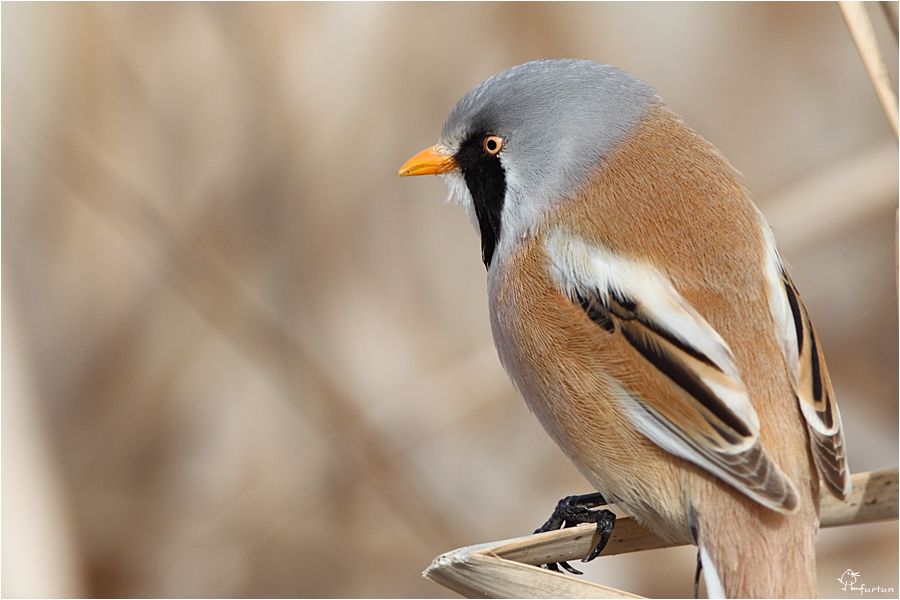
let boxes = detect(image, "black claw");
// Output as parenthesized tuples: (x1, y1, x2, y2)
(532, 492, 615, 574)
(559, 561, 583, 575)
(582, 509, 616, 562)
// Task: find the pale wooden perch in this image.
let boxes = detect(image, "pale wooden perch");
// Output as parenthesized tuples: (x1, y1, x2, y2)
(424, 467, 899, 599)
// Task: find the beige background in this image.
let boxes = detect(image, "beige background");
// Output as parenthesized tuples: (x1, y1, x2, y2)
(3, 2, 897, 598)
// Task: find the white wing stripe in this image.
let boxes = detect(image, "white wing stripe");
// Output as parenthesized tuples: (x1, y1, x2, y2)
(759, 214, 800, 377)
(545, 228, 760, 434)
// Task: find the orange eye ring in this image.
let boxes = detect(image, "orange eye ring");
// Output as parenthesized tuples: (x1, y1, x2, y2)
(483, 135, 503, 155)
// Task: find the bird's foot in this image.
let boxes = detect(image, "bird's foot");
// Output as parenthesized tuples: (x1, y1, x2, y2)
(532, 492, 616, 575)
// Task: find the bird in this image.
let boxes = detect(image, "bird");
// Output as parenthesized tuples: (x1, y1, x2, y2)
(397, 59, 850, 598)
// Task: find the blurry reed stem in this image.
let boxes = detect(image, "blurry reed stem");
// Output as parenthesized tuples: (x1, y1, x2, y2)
(839, 1, 899, 138)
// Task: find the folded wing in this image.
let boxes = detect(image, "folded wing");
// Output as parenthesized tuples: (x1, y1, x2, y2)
(761, 235, 851, 500)
(545, 230, 800, 513)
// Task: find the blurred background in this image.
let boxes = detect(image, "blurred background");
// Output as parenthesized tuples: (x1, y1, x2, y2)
(2, 2, 897, 598)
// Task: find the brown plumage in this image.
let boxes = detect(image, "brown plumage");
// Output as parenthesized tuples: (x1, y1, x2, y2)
(399, 59, 849, 598)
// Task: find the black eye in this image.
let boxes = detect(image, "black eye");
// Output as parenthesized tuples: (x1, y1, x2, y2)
(483, 135, 503, 155)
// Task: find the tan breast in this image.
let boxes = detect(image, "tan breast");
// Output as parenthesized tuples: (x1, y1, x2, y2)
(486, 102, 816, 543)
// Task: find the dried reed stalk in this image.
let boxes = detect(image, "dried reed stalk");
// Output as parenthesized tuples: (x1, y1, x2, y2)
(839, 1, 900, 137)
(424, 467, 899, 599)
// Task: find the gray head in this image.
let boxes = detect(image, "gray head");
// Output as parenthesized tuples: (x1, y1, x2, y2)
(435, 59, 658, 268)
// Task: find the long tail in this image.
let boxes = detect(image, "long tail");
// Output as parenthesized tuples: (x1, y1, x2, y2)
(695, 485, 818, 598)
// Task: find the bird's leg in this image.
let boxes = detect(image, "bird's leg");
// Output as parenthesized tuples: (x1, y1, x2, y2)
(532, 492, 616, 575)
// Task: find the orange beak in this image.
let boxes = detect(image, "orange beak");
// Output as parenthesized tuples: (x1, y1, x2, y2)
(397, 145, 457, 177)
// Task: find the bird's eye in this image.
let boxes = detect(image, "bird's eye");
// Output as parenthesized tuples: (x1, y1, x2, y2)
(483, 135, 503, 155)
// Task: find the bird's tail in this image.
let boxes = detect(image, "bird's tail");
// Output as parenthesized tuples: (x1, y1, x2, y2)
(695, 491, 818, 598)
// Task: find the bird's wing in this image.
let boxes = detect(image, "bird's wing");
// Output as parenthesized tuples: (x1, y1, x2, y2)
(761, 235, 852, 500)
(545, 229, 799, 513)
